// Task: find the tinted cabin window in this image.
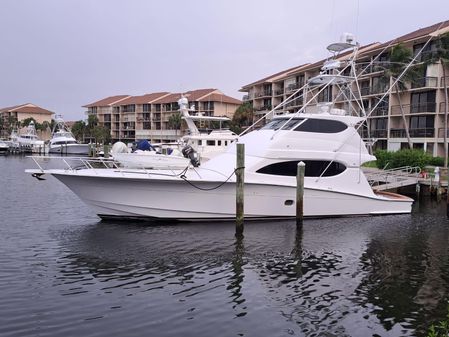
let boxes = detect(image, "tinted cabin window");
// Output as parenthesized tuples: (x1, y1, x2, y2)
(257, 160, 346, 177)
(261, 118, 304, 131)
(294, 119, 347, 133)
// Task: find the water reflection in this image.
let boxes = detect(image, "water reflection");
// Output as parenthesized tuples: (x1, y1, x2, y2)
(50, 212, 449, 336)
(4, 153, 449, 337)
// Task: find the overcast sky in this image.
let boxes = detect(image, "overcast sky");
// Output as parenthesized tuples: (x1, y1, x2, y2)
(1, 0, 449, 120)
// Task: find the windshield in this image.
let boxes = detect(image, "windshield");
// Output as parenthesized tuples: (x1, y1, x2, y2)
(261, 118, 304, 131)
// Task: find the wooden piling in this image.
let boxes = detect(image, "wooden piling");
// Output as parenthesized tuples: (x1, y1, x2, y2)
(416, 183, 421, 200)
(447, 168, 449, 218)
(104, 144, 110, 158)
(296, 161, 305, 226)
(236, 143, 245, 234)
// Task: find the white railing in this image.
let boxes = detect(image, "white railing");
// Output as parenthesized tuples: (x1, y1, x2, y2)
(366, 166, 421, 190)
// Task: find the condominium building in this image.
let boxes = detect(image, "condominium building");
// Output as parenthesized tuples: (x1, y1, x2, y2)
(0, 103, 54, 138)
(240, 21, 449, 157)
(84, 89, 241, 143)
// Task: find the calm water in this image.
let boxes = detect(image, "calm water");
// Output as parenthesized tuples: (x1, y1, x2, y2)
(1, 156, 449, 337)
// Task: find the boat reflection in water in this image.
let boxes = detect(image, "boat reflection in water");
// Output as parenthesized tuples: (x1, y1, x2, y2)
(47, 203, 449, 336)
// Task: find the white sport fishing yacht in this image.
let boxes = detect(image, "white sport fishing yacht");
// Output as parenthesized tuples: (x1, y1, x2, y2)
(27, 35, 413, 220)
(49, 116, 89, 155)
(17, 121, 45, 153)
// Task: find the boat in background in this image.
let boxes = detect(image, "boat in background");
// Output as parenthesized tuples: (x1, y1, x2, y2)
(179, 101, 238, 161)
(0, 140, 9, 155)
(17, 121, 45, 153)
(111, 140, 191, 169)
(49, 116, 89, 155)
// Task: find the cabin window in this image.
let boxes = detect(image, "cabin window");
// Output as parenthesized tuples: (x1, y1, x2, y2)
(207, 140, 215, 146)
(256, 160, 346, 177)
(261, 118, 304, 131)
(225, 141, 228, 146)
(217, 140, 222, 146)
(294, 119, 347, 133)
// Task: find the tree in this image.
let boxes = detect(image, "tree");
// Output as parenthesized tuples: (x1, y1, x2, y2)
(424, 32, 449, 167)
(71, 120, 87, 143)
(386, 44, 424, 149)
(168, 112, 182, 137)
(92, 125, 111, 144)
(87, 114, 99, 142)
(231, 102, 254, 134)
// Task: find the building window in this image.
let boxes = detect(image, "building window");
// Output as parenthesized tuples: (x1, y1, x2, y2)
(410, 115, 434, 137)
(413, 41, 437, 62)
(317, 86, 332, 102)
(202, 101, 214, 111)
(143, 104, 151, 112)
(257, 160, 346, 177)
(371, 118, 387, 130)
(411, 91, 436, 113)
(123, 105, 135, 113)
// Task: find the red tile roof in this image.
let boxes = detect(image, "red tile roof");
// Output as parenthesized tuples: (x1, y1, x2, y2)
(152, 93, 183, 104)
(83, 89, 242, 107)
(116, 92, 170, 105)
(198, 93, 241, 105)
(241, 64, 310, 90)
(241, 21, 449, 91)
(83, 95, 130, 108)
(0, 103, 53, 114)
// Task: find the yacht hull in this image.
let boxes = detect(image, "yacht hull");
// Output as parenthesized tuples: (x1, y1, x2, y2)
(51, 172, 413, 221)
(49, 144, 90, 155)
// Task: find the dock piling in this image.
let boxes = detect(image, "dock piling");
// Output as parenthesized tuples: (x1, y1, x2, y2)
(296, 161, 305, 226)
(447, 168, 449, 218)
(236, 143, 245, 234)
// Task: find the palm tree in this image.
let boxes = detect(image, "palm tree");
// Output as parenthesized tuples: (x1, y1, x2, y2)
(424, 32, 449, 167)
(168, 112, 182, 137)
(71, 120, 87, 143)
(386, 44, 424, 149)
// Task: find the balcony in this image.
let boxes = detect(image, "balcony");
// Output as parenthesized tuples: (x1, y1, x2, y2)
(360, 85, 388, 96)
(285, 99, 303, 108)
(274, 89, 284, 96)
(390, 128, 434, 138)
(255, 91, 272, 98)
(255, 105, 272, 111)
(371, 129, 388, 138)
(369, 107, 389, 117)
(391, 102, 436, 115)
(411, 77, 438, 89)
(285, 83, 303, 93)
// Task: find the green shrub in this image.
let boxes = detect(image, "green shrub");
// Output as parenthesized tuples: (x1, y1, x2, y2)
(429, 156, 444, 167)
(373, 149, 393, 169)
(373, 149, 438, 169)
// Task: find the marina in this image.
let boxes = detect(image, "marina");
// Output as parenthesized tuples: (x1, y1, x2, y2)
(2, 2, 449, 336)
(2, 155, 449, 337)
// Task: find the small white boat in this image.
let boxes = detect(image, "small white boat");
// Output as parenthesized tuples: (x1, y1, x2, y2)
(49, 116, 89, 155)
(17, 121, 45, 153)
(0, 140, 9, 155)
(112, 142, 190, 169)
(179, 103, 238, 161)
